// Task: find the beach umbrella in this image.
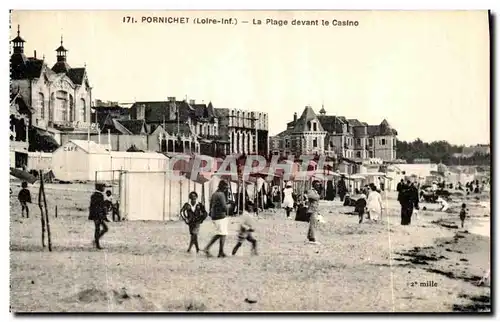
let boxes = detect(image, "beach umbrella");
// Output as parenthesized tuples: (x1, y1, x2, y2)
(10, 167, 37, 184)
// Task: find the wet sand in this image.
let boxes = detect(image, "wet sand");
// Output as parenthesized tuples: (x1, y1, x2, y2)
(9, 182, 490, 312)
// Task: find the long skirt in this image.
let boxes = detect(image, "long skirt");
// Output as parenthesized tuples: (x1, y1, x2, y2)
(401, 205, 413, 225)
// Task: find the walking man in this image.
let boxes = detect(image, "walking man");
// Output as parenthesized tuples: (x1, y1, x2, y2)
(89, 183, 108, 249)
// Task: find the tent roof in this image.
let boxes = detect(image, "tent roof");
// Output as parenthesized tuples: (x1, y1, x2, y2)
(68, 140, 109, 154)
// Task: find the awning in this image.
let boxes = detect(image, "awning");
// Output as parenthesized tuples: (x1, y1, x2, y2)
(29, 127, 60, 152)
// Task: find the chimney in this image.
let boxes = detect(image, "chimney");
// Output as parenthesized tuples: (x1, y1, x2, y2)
(137, 104, 146, 120)
(34, 50, 36, 58)
(189, 99, 195, 105)
(293, 112, 297, 122)
(168, 97, 176, 102)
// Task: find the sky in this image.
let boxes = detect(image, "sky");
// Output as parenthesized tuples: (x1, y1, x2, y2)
(10, 10, 490, 145)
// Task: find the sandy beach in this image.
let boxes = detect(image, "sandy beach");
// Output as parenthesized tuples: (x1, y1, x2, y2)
(9, 182, 490, 312)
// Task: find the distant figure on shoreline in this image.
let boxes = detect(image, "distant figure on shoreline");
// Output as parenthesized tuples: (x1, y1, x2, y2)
(459, 203, 468, 228)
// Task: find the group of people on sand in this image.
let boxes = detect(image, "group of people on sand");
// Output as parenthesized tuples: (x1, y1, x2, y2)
(182, 180, 258, 257)
(88, 180, 258, 256)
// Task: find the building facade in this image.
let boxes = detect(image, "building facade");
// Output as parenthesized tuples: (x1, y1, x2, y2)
(215, 108, 269, 155)
(10, 26, 94, 149)
(270, 106, 398, 161)
(10, 92, 32, 168)
(128, 97, 229, 156)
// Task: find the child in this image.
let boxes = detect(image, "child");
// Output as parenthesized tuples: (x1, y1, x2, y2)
(355, 194, 367, 224)
(232, 213, 257, 256)
(180, 191, 208, 253)
(105, 190, 120, 222)
(18, 182, 32, 218)
(282, 182, 294, 219)
(104, 190, 113, 222)
(459, 203, 468, 228)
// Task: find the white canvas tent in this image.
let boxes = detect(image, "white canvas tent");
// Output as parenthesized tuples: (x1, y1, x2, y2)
(51, 140, 168, 182)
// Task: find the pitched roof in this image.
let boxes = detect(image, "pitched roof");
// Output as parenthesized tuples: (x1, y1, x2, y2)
(12, 35, 25, 43)
(10, 56, 45, 79)
(347, 119, 364, 127)
(55, 45, 68, 52)
(162, 122, 193, 136)
(68, 140, 109, 154)
(366, 124, 398, 136)
(293, 106, 324, 132)
(52, 61, 71, 74)
(131, 100, 195, 123)
(67, 68, 86, 85)
(275, 129, 292, 137)
(116, 119, 147, 135)
(191, 102, 216, 120)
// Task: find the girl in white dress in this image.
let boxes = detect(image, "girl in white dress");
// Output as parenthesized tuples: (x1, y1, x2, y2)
(282, 182, 295, 218)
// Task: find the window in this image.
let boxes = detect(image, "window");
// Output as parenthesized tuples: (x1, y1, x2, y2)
(80, 98, 86, 122)
(69, 94, 74, 122)
(330, 141, 334, 147)
(368, 138, 373, 146)
(369, 151, 374, 158)
(356, 151, 361, 158)
(285, 140, 290, 148)
(381, 139, 386, 145)
(313, 122, 317, 131)
(38, 93, 45, 119)
(313, 138, 318, 148)
(356, 138, 361, 145)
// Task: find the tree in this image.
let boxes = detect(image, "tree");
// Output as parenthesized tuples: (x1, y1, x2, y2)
(396, 139, 490, 166)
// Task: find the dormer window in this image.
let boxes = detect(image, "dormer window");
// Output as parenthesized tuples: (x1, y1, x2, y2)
(313, 122, 317, 131)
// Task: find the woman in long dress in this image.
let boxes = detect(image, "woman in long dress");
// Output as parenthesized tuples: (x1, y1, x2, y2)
(282, 182, 295, 218)
(366, 183, 383, 222)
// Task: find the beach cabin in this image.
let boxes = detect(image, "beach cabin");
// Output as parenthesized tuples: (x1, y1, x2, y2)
(52, 140, 169, 182)
(52, 140, 110, 182)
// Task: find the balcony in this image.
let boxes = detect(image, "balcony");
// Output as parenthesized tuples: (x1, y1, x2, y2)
(53, 121, 75, 131)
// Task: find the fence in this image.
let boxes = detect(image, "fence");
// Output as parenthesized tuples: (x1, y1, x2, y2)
(94, 170, 123, 185)
(118, 171, 222, 221)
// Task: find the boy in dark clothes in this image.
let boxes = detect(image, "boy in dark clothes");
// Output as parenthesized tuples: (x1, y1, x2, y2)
(459, 203, 468, 228)
(180, 191, 208, 253)
(355, 194, 367, 224)
(88, 183, 108, 249)
(18, 182, 32, 218)
(232, 214, 258, 256)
